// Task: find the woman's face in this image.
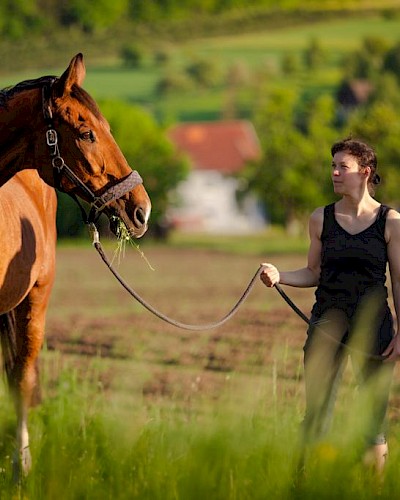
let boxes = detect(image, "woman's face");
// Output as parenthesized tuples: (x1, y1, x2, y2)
(331, 150, 369, 195)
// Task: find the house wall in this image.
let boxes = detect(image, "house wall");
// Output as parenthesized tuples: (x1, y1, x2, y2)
(168, 170, 266, 234)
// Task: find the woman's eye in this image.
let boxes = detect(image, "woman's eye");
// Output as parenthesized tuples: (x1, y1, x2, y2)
(80, 130, 95, 142)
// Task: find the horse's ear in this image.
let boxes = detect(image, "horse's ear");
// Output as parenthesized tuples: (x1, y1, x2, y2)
(53, 53, 86, 97)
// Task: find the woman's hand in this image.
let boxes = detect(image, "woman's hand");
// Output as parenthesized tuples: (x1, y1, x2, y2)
(260, 263, 280, 287)
(383, 334, 400, 362)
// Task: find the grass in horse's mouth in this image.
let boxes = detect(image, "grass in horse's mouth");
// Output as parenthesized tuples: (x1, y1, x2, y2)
(111, 216, 154, 271)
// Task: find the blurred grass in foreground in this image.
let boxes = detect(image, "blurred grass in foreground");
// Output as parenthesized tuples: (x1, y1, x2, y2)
(0, 355, 399, 499)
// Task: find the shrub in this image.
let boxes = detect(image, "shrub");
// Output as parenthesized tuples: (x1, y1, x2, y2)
(120, 43, 146, 68)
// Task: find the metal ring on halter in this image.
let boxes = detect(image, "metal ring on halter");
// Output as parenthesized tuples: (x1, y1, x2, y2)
(52, 156, 65, 172)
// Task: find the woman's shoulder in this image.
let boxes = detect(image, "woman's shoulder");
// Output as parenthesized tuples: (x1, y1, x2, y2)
(384, 207, 400, 243)
(309, 206, 326, 237)
(386, 207, 400, 221)
(310, 205, 330, 223)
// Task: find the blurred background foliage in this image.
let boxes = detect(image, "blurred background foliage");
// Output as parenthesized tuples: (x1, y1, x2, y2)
(2, 1, 400, 236)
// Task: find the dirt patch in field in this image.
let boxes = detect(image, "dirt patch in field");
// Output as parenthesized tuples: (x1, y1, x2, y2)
(44, 246, 400, 419)
(44, 247, 309, 409)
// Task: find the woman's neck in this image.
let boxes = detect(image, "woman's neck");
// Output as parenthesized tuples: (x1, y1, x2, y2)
(337, 192, 379, 216)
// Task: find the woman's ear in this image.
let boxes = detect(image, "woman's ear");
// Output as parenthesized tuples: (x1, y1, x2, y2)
(362, 166, 371, 180)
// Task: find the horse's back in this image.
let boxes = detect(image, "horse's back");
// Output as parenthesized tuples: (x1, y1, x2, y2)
(0, 170, 57, 313)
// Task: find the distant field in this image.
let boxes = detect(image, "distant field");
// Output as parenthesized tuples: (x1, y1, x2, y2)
(1, 15, 400, 122)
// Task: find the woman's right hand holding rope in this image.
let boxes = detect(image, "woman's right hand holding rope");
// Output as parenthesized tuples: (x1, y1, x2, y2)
(260, 263, 280, 288)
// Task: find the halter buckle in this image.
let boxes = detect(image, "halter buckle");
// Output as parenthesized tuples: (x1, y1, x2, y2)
(46, 129, 58, 148)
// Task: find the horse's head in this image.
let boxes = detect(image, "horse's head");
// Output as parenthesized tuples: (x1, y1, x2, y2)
(45, 53, 151, 238)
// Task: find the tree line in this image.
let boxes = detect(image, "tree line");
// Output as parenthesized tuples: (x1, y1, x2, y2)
(1, 0, 393, 39)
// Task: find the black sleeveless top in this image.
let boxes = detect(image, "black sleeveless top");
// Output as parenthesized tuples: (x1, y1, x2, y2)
(312, 203, 391, 319)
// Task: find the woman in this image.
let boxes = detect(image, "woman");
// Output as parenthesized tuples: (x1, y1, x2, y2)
(260, 138, 400, 472)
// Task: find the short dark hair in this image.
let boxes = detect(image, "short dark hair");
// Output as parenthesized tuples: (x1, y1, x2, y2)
(331, 137, 380, 190)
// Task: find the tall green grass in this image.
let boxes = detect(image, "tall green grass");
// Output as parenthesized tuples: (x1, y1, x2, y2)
(0, 353, 399, 498)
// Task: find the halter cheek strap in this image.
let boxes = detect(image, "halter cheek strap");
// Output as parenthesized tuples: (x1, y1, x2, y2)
(42, 80, 143, 223)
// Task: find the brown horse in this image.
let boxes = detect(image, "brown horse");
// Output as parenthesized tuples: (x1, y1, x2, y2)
(0, 53, 151, 477)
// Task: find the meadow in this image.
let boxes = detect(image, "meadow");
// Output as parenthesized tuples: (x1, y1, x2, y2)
(0, 232, 400, 498)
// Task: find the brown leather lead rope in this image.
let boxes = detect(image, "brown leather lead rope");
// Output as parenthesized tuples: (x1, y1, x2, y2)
(88, 223, 263, 331)
(88, 222, 386, 360)
(274, 283, 385, 361)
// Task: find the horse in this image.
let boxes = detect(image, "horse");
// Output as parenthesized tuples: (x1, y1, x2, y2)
(0, 53, 151, 477)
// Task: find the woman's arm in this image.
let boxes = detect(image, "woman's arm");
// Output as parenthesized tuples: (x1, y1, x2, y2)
(260, 207, 323, 288)
(382, 209, 400, 362)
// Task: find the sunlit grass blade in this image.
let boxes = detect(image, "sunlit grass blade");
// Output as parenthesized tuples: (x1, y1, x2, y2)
(111, 216, 155, 270)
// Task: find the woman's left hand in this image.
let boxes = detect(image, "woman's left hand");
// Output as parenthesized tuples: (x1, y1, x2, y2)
(383, 334, 400, 362)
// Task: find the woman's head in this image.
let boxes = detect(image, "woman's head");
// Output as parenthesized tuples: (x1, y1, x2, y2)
(331, 138, 380, 194)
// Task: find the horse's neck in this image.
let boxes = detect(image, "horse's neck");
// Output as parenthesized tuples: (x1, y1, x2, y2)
(0, 89, 42, 186)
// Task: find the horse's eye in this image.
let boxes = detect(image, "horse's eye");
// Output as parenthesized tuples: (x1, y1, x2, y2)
(80, 130, 95, 142)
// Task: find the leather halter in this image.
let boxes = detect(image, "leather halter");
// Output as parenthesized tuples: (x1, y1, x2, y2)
(42, 79, 143, 223)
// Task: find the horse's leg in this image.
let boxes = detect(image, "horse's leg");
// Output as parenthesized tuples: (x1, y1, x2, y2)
(9, 281, 53, 478)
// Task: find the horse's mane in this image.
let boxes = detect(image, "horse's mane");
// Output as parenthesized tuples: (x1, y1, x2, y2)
(0, 75, 102, 120)
(0, 76, 56, 108)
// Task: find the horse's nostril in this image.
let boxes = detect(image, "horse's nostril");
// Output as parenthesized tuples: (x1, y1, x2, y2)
(134, 206, 146, 226)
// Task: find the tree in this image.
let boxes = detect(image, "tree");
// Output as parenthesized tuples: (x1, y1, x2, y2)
(120, 44, 146, 68)
(64, 0, 129, 32)
(303, 37, 325, 71)
(56, 192, 87, 238)
(244, 85, 345, 231)
(185, 57, 221, 88)
(245, 88, 333, 230)
(0, 0, 42, 39)
(345, 100, 400, 206)
(383, 41, 400, 83)
(342, 36, 390, 80)
(99, 100, 189, 228)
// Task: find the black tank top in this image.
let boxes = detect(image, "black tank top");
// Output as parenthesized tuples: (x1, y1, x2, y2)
(312, 203, 391, 319)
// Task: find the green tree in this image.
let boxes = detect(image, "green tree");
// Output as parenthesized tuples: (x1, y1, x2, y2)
(99, 100, 189, 227)
(342, 36, 390, 80)
(383, 40, 400, 83)
(185, 57, 221, 88)
(0, 0, 42, 38)
(246, 88, 332, 230)
(120, 44, 146, 68)
(345, 100, 400, 206)
(56, 193, 87, 238)
(303, 37, 325, 71)
(64, 0, 129, 32)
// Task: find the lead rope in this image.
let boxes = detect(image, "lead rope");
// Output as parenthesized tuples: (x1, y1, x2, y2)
(88, 223, 386, 360)
(275, 283, 385, 361)
(88, 223, 263, 331)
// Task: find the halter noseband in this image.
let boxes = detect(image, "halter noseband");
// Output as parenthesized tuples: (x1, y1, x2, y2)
(42, 79, 143, 223)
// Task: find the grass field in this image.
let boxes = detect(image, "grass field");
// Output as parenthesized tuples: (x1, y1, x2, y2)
(1, 14, 400, 122)
(0, 234, 400, 497)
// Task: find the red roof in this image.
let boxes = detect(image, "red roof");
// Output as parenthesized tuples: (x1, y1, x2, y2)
(168, 120, 261, 174)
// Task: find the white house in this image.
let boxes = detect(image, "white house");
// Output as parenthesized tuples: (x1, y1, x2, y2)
(167, 120, 266, 234)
